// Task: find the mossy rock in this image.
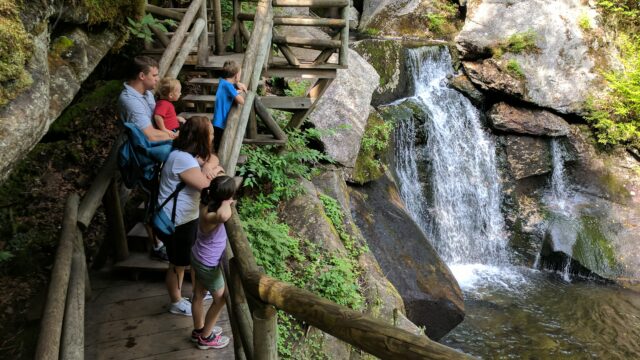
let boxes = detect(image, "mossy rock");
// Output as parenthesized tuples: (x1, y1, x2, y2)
(82, 0, 146, 25)
(352, 39, 408, 105)
(0, 0, 34, 106)
(351, 109, 394, 184)
(572, 215, 620, 278)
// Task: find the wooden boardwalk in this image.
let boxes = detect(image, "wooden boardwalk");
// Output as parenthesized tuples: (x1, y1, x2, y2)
(84, 269, 234, 360)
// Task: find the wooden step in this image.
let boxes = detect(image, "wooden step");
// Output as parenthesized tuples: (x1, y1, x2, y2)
(188, 78, 265, 87)
(260, 96, 313, 110)
(182, 94, 216, 103)
(113, 251, 171, 272)
(178, 112, 213, 120)
(243, 134, 287, 145)
(127, 222, 150, 239)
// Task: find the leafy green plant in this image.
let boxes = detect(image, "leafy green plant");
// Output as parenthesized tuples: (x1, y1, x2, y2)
(578, 12, 592, 31)
(285, 80, 311, 97)
(319, 194, 368, 257)
(506, 59, 525, 78)
(426, 13, 447, 34)
(585, 34, 640, 147)
(493, 30, 538, 57)
(0, 251, 13, 264)
(127, 14, 176, 42)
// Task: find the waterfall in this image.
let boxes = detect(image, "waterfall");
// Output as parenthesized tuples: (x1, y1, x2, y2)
(545, 138, 576, 281)
(394, 47, 509, 266)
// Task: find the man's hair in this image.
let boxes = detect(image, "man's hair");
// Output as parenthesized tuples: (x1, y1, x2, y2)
(173, 116, 212, 162)
(126, 56, 159, 80)
(157, 78, 180, 99)
(221, 60, 240, 79)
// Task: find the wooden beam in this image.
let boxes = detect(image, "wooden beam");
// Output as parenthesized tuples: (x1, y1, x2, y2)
(223, 22, 239, 48)
(228, 257, 255, 359)
(158, 0, 204, 78)
(233, 0, 243, 53)
(167, 17, 206, 78)
(271, 0, 349, 7)
(213, 0, 224, 54)
(273, 35, 341, 49)
(339, 4, 349, 67)
(35, 194, 80, 360)
(242, 136, 287, 145)
(254, 98, 287, 140)
(149, 24, 170, 47)
(263, 68, 337, 79)
(198, 0, 210, 66)
(239, 13, 346, 27)
(239, 21, 251, 42)
(277, 44, 300, 66)
(77, 135, 122, 229)
(60, 248, 85, 360)
(248, 107, 258, 139)
(253, 305, 277, 360)
(146, 4, 185, 21)
(286, 78, 332, 128)
(103, 179, 128, 261)
(260, 96, 313, 110)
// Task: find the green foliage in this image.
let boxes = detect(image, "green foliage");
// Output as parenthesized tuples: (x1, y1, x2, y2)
(596, 0, 640, 30)
(319, 194, 368, 257)
(506, 59, 525, 78)
(493, 30, 538, 57)
(426, 13, 447, 34)
(238, 128, 331, 204)
(285, 80, 311, 97)
(0, 0, 33, 106)
(127, 14, 176, 43)
(362, 27, 380, 36)
(578, 12, 592, 31)
(353, 112, 394, 184)
(585, 34, 640, 147)
(82, 0, 145, 25)
(0, 251, 13, 263)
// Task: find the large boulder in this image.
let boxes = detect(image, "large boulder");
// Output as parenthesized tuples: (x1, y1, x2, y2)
(456, 0, 613, 115)
(308, 49, 379, 168)
(359, 0, 461, 38)
(348, 171, 465, 340)
(488, 102, 571, 137)
(504, 135, 551, 180)
(351, 39, 411, 105)
(0, 2, 131, 183)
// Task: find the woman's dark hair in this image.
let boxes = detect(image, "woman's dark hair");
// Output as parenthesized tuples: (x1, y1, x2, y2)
(173, 116, 212, 161)
(201, 176, 236, 212)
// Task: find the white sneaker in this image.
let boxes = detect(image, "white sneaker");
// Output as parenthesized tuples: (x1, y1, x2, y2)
(204, 291, 213, 301)
(169, 298, 192, 316)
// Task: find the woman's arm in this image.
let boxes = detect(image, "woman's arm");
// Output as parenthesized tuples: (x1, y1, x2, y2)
(179, 167, 211, 190)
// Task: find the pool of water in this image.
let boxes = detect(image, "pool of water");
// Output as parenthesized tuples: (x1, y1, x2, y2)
(441, 265, 640, 359)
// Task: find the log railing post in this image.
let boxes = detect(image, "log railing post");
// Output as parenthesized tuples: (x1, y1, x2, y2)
(229, 257, 255, 359)
(158, 0, 204, 78)
(339, 3, 348, 67)
(103, 179, 128, 261)
(198, 0, 210, 66)
(35, 194, 80, 360)
(60, 231, 86, 360)
(233, 0, 243, 52)
(253, 304, 277, 360)
(213, 0, 225, 54)
(167, 17, 207, 78)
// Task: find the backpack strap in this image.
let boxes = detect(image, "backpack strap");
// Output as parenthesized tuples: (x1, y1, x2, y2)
(157, 182, 186, 212)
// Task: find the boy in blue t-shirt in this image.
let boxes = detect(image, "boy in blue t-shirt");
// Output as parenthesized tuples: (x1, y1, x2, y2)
(213, 60, 247, 153)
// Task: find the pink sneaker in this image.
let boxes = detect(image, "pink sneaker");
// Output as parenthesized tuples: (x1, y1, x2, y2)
(197, 333, 230, 350)
(191, 326, 222, 343)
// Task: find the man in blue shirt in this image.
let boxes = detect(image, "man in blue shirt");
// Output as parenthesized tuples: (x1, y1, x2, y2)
(213, 60, 247, 152)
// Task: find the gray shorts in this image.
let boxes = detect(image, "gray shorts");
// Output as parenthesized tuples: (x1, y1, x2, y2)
(191, 255, 225, 292)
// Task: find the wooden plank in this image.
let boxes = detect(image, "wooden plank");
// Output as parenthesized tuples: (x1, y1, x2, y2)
(146, 4, 185, 21)
(271, 0, 349, 6)
(86, 293, 175, 325)
(263, 68, 337, 79)
(277, 43, 300, 66)
(135, 346, 235, 360)
(238, 13, 346, 27)
(178, 112, 214, 120)
(85, 327, 234, 360)
(167, 17, 206, 78)
(242, 136, 286, 145)
(339, 4, 349, 66)
(253, 98, 287, 140)
(150, 24, 171, 47)
(198, 0, 210, 66)
(89, 281, 171, 306)
(287, 78, 333, 128)
(260, 96, 313, 110)
(273, 35, 341, 49)
(158, 0, 204, 78)
(112, 252, 170, 273)
(182, 94, 216, 103)
(127, 222, 149, 238)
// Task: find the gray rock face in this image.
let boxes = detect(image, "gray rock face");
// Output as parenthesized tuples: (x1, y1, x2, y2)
(352, 39, 410, 105)
(488, 102, 570, 137)
(359, 0, 457, 37)
(449, 73, 484, 105)
(348, 171, 465, 340)
(0, 25, 120, 183)
(505, 135, 551, 180)
(308, 49, 379, 168)
(456, 0, 610, 114)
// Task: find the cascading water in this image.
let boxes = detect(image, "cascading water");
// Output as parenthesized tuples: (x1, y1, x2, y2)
(391, 46, 640, 359)
(394, 47, 509, 266)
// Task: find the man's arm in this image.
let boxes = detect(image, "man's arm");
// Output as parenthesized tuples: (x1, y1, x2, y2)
(142, 125, 174, 141)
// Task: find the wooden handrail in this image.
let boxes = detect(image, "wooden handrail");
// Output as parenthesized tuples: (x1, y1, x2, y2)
(157, 0, 204, 78)
(224, 207, 474, 360)
(35, 194, 80, 360)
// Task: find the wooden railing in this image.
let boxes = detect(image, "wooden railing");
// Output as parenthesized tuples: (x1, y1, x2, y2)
(34, 138, 126, 360)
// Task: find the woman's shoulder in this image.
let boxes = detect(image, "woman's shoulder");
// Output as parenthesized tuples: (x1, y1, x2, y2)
(167, 150, 198, 167)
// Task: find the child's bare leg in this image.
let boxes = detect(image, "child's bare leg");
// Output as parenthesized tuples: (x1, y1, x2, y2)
(202, 286, 226, 337)
(192, 278, 208, 330)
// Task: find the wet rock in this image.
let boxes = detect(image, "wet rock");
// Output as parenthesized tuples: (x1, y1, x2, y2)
(449, 73, 484, 106)
(504, 135, 551, 180)
(308, 49, 379, 168)
(462, 59, 526, 98)
(348, 171, 465, 340)
(488, 102, 570, 137)
(455, 0, 615, 115)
